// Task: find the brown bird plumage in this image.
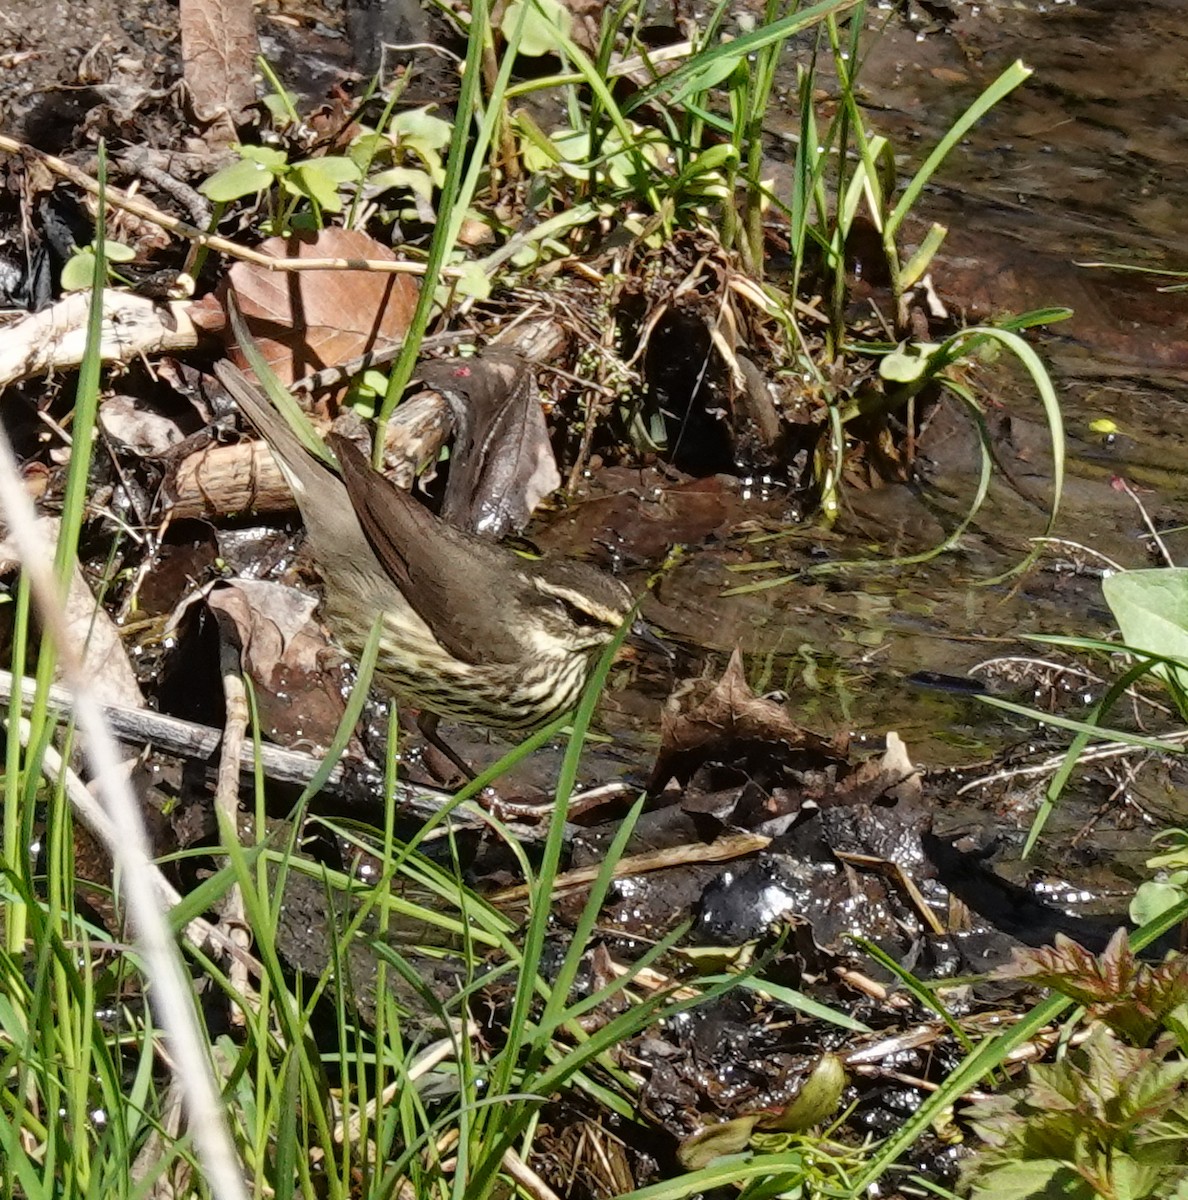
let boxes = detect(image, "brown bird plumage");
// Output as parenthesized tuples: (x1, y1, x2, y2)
(215, 360, 633, 730)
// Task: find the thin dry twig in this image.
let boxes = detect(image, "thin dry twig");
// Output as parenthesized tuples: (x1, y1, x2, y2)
(0, 134, 462, 279)
(490, 831, 771, 903)
(956, 731, 1188, 796)
(503, 1148, 564, 1200)
(1114, 476, 1175, 567)
(215, 643, 254, 1025)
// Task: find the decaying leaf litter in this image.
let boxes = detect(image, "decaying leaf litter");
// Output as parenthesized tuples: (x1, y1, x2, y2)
(2, 0, 1185, 1196)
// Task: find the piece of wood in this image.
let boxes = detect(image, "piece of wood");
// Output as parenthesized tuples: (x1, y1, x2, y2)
(168, 438, 294, 520)
(0, 290, 198, 387)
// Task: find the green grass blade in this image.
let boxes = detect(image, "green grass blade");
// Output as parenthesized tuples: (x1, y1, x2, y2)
(886, 60, 1033, 240)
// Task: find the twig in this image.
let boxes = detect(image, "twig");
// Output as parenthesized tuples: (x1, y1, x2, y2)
(1114, 476, 1175, 567)
(0, 289, 198, 387)
(956, 731, 1188, 796)
(0, 666, 477, 824)
(490, 831, 771, 903)
(503, 1148, 564, 1200)
(216, 644, 254, 1025)
(0, 133, 462, 279)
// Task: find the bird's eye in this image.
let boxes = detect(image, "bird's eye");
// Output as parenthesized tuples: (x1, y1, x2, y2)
(558, 598, 602, 629)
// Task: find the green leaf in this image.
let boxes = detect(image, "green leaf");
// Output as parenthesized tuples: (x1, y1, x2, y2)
(520, 127, 591, 175)
(286, 156, 363, 211)
(200, 154, 284, 202)
(390, 106, 452, 151)
(666, 54, 749, 106)
(676, 1116, 757, 1171)
(879, 342, 941, 383)
(104, 241, 136, 262)
(996, 306, 1076, 332)
(1102, 568, 1188, 691)
(757, 1054, 846, 1133)
(966, 1159, 1093, 1200)
(368, 165, 436, 202)
(60, 249, 97, 292)
(240, 145, 289, 168)
(900, 222, 947, 290)
(1148, 829, 1188, 871)
(448, 259, 491, 301)
(688, 143, 740, 176)
(261, 92, 292, 125)
(501, 0, 572, 57)
(1130, 879, 1188, 928)
(349, 131, 386, 169)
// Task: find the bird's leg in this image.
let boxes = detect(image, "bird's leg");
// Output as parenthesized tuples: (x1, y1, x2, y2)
(415, 711, 475, 785)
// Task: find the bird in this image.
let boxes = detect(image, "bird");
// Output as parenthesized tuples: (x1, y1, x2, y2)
(214, 359, 635, 733)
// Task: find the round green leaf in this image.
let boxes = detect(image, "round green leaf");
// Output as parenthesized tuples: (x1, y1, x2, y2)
(60, 249, 96, 291)
(879, 342, 940, 383)
(1130, 876, 1188, 927)
(200, 156, 282, 202)
(501, 0, 572, 57)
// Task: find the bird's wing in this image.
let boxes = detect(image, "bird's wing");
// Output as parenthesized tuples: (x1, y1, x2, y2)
(328, 433, 529, 665)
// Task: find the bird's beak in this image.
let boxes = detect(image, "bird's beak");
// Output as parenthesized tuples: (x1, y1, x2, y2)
(628, 616, 674, 661)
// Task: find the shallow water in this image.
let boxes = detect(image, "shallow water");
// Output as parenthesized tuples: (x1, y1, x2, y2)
(574, 0, 1188, 887)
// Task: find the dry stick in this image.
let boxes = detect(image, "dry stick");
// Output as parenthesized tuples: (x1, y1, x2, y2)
(956, 732, 1188, 796)
(1115, 476, 1175, 567)
(0, 134, 463, 279)
(216, 644, 254, 1026)
(502, 1148, 564, 1200)
(0, 666, 477, 823)
(490, 831, 772, 904)
(0, 429, 250, 1200)
(328, 1022, 477, 1151)
(130, 1079, 188, 1192)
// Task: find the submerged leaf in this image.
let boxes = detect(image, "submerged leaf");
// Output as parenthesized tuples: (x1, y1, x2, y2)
(756, 1054, 846, 1133)
(676, 1115, 757, 1171)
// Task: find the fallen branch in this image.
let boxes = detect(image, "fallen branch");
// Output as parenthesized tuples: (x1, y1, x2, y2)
(0, 289, 198, 387)
(0, 666, 476, 825)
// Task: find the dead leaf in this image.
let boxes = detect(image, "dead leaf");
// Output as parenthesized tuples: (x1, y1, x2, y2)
(198, 579, 350, 749)
(833, 731, 922, 807)
(418, 350, 561, 536)
(650, 649, 847, 790)
(100, 395, 187, 456)
(224, 228, 418, 387)
(179, 0, 260, 144)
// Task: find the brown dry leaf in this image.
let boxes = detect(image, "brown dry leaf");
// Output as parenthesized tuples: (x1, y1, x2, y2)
(224, 229, 418, 386)
(203, 579, 350, 750)
(179, 0, 260, 144)
(187, 290, 227, 337)
(833, 731, 922, 806)
(556, 0, 605, 51)
(100, 395, 187, 456)
(306, 100, 363, 154)
(651, 649, 847, 789)
(419, 351, 561, 536)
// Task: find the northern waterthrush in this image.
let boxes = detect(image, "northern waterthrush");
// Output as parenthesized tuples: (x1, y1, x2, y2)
(215, 361, 634, 732)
